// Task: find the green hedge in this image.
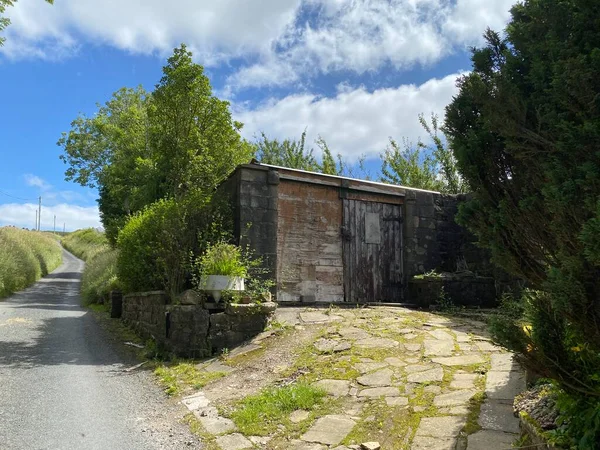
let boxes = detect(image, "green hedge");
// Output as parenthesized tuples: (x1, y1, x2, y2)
(117, 198, 189, 295)
(117, 195, 232, 298)
(0, 227, 62, 298)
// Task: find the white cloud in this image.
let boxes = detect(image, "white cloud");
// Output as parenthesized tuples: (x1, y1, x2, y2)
(226, 0, 514, 92)
(23, 174, 52, 191)
(2, 0, 300, 61)
(21, 174, 90, 205)
(235, 72, 463, 160)
(3, 0, 514, 89)
(0, 202, 101, 231)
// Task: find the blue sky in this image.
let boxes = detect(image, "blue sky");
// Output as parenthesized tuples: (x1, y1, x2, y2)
(0, 0, 516, 230)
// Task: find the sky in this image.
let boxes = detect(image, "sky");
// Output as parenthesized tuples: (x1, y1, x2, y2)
(0, 0, 516, 231)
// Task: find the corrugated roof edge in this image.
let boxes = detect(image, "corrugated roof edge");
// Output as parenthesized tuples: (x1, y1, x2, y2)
(241, 161, 442, 195)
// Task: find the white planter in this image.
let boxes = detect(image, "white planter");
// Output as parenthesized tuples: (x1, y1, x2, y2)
(202, 275, 245, 302)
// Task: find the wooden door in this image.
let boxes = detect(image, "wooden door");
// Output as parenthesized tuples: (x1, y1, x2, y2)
(342, 199, 403, 303)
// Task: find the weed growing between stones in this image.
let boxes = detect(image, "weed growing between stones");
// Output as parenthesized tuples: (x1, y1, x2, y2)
(228, 383, 327, 436)
(154, 362, 226, 396)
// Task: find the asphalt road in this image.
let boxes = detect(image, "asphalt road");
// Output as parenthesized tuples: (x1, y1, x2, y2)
(0, 249, 199, 450)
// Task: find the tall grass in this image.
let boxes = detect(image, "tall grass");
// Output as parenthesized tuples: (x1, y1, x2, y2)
(62, 228, 109, 260)
(62, 228, 120, 304)
(0, 227, 63, 298)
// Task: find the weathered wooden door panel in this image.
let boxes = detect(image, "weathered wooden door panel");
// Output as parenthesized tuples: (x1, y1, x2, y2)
(342, 199, 403, 303)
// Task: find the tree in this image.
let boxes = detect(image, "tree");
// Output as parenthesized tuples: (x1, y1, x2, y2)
(380, 137, 443, 191)
(0, 0, 53, 46)
(58, 86, 152, 243)
(381, 114, 465, 193)
(148, 45, 253, 200)
(255, 130, 319, 171)
(256, 131, 370, 179)
(445, 0, 600, 442)
(59, 45, 253, 243)
(420, 114, 465, 194)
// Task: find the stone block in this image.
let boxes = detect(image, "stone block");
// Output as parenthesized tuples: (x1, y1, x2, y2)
(415, 416, 466, 438)
(267, 169, 280, 185)
(467, 430, 518, 450)
(230, 314, 267, 333)
(177, 289, 202, 305)
(485, 370, 526, 402)
(478, 401, 519, 433)
(240, 168, 268, 182)
(210, 313, 232, 331)
(301, 415, 356, 446)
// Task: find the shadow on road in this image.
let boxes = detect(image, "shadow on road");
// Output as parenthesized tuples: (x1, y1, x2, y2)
(0, 312, 132, 369)
(42, 272, 82, 280)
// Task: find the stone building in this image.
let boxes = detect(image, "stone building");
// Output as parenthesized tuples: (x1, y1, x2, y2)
(219, 162, 495, 305)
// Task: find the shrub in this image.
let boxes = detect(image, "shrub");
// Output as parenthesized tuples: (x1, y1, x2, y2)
(117, 195, 232, 298)
(490, 290, 600, 447)
(0, 227, 62, 298)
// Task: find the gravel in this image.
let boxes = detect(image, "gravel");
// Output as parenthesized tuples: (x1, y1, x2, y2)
(514, 384, 559, 430)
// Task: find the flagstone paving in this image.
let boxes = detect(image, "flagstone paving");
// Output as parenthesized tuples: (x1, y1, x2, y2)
(179, 306, 526, 449)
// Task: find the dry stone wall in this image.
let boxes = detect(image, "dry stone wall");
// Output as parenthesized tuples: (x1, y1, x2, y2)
(121, 290, 276, 358)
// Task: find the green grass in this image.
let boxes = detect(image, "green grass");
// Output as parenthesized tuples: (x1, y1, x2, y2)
(62, 228, 109, 261)
(62, 228, 120, 304)
(0, 227, 62, 298)
(81, 248, 120, 305)
(154, 362, 227, 396)
(230, 383, 327, 436)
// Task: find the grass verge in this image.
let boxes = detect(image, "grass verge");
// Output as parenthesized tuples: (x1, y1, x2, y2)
(62, 228, 120, 304)
(0, 227, 62, 298)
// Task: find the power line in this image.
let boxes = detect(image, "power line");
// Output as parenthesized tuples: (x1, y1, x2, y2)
(0, 188, 36, 202)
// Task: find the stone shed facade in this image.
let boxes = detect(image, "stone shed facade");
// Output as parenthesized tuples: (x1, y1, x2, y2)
(220, 163, 492, 304)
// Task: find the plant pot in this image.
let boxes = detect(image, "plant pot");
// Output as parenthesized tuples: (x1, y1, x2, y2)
(201, 275, 244, 302)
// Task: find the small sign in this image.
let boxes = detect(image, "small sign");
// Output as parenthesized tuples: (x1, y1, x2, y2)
(365, 212, 381, 244)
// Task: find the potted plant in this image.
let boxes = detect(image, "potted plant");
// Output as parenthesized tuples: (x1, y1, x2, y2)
(197, 242, 247, 302)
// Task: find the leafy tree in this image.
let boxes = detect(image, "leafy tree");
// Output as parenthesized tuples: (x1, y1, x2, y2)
(445, 0, 600, 443)
(0, 0, 53, 46)
(381, 114, 465, 193)
(420, 114, 465, 194)
(59, 45, 253, 243)
(255, 130, 319, 171)
(381, 137, 443, 191)
(257, 131, 370, 179)
(148, 45, 253, 200)
(58, 86, 151, 243)
(318, 135, 339, 175)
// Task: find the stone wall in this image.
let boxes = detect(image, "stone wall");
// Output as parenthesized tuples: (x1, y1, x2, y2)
(121, 291, 168, 341)
(276, 180, 344, 303)
(209, 303, 277, 353)
(408, 276, 497, 308)
(403, 191, 493, 280)
(236, 167, 279, 281)
(121, 290, 276, 358)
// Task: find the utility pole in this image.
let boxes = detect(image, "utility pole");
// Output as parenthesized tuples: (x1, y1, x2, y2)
(53, 215, 56, 234)
(38, 196, 42, 231)
(35, 210, 38, 231)
(63, 223, 65, 234)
